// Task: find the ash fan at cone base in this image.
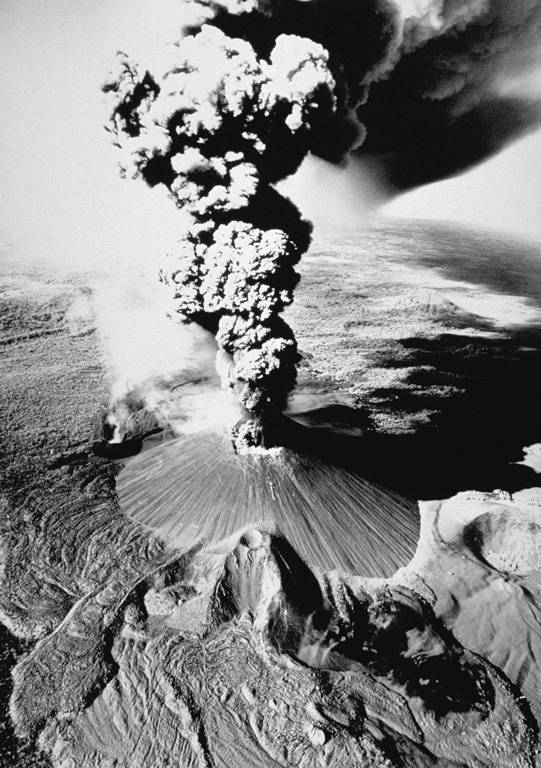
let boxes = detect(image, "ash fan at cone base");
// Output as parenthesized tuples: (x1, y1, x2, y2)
(103, 25, 347, 449)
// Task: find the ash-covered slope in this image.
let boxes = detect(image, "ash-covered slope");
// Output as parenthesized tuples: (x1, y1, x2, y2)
(414, 489, 541, 726)
(116, 429, 418, 578)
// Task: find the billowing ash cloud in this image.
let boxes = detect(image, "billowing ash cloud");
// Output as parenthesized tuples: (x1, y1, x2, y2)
(103, 23, 346, 447)
(103, 0, 541, 446)
(356, 0, 541, 189)
(197, 0, 541, 188)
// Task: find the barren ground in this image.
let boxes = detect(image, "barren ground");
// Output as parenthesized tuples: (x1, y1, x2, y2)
(1, 220, 541, 766)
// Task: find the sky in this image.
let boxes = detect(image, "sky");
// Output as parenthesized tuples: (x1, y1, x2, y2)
(0, 0, 195, 272)
(383, 127, 541, 242)
(1, 0, 541, 275)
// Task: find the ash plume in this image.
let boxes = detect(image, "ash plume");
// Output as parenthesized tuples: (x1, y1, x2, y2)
(200, 0, 541, 188)
(355, 0, 541, 189)
(103, 23, 344, 444)
(103, 0, 541, 447)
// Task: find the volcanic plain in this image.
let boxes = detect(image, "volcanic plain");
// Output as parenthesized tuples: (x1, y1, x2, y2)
(1, 219, 541, 767)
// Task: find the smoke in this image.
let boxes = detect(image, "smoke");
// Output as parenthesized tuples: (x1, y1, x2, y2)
(194, 0, 541, 186)
(104, 21, 347, 445)
(90, 274, 244, 440)
(355, 0, 541, 189)
(103, 0, 541, 446)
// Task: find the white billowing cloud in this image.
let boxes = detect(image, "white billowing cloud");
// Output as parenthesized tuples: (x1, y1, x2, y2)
(265, 34, 336, 131)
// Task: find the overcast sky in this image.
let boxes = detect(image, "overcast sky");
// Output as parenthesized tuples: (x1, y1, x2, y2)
(1, 0, 541, 274)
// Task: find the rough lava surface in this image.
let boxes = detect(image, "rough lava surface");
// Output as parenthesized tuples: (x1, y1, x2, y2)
(3, 234, 541, 765)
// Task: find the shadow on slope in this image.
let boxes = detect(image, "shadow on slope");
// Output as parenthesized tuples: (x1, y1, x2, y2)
(288, 329, 541, 499)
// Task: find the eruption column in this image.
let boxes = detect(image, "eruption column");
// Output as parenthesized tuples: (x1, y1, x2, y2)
(104, 0, 541, 446)
(103, 3, 431, 576)
(103, 25, 339, 447)
(99, 0, 541, 582)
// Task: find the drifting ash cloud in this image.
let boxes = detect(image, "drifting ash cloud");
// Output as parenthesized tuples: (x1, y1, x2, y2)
(355, 0, 541, 190)
(201, 0, 541, 188)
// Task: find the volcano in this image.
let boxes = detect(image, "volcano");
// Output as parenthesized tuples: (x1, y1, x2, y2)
(117, 427, 419, 578)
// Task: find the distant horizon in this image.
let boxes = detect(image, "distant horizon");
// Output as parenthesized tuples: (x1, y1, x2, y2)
(382, 127, 541, 245)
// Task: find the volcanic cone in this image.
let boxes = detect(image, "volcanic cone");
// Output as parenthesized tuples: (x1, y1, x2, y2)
(117, 431, 419, 578)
